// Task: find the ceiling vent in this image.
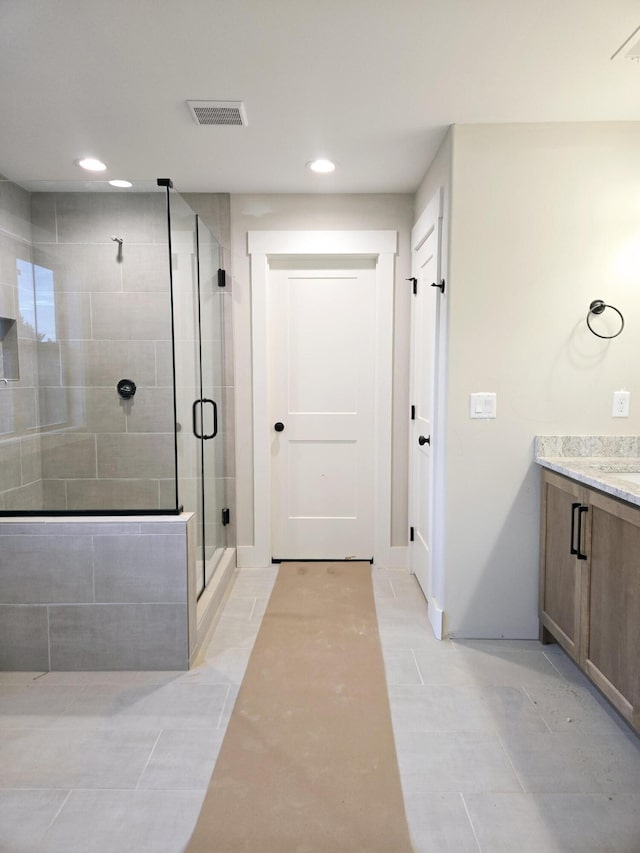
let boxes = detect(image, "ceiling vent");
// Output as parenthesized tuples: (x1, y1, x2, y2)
(186, 100, 248, 126)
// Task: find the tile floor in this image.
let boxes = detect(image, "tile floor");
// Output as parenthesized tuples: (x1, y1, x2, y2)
(1, 566, 640, 852)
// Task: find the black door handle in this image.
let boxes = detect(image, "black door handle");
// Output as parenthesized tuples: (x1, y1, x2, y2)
(418, 435, 430, 446)
(274, 422, 285, 432)
(193, 399, 218, 439)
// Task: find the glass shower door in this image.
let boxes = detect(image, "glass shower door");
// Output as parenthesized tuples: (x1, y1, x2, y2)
(196, 217, 226, 592)
(169, 189, 226, 599)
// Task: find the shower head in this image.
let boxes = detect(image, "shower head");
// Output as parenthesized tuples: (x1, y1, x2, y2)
(111, 235, 123, 245)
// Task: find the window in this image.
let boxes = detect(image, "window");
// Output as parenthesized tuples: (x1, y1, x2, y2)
(17, 259, 57, 342)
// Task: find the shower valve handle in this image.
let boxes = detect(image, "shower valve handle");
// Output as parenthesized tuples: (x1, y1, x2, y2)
(117, 379, 136, 400)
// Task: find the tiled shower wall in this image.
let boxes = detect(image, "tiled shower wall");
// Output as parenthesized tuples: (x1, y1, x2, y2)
(0, 181, 175, 509)
(30, 190, 175, 510)
(0, 178, 42, 509)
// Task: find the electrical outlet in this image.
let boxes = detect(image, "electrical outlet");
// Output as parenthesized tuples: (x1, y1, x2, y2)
(612, 390, 630, 417)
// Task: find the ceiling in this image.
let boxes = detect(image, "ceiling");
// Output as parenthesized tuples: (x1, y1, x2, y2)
(1, 0, 639, 194)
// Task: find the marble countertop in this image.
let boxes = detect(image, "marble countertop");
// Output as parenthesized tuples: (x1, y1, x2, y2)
(534, 435, 640, 508)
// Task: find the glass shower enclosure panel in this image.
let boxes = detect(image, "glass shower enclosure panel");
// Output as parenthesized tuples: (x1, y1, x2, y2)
(169, 191, 226, 598)
(197, 217, 227, 589)
(0, 184, 178, 514)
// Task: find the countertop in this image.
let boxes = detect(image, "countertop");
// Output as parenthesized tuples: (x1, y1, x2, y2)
(534, 435, 640, 508)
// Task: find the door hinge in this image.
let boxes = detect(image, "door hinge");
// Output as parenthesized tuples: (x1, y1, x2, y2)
(410, 526, 415, 542)
(431, 278, 445, 294)
(407, 276, 417, 295)
(217, 268, 226, 288)
(411, 404, 416, 421)
(221, 507, 230, 526)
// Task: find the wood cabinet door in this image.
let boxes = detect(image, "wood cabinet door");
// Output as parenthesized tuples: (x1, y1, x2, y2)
(585, 490, 640, 728)
(539, 471, 586, 661)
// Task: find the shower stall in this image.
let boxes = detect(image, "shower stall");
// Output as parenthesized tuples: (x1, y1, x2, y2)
(0, 177, 234, 669)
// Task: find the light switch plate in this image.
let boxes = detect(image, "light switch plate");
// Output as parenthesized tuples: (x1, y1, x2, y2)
(470, 392, 497, 419)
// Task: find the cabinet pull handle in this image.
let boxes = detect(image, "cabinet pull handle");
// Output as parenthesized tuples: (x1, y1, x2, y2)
(570, 502, 580, 555)
(577, 505, 588, 560)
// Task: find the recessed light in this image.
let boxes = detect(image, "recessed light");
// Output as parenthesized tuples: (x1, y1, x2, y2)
(76, 157, 107, 172)
(108, 179, 133, 188)
(307, 158, 335, 174)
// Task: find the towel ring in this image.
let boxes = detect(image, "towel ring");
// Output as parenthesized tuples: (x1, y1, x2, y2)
(586, 300, 624, 339)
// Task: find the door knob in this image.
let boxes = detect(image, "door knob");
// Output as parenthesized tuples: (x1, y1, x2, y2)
(418, 434, 431, 446)
(274, 422, 285, 432)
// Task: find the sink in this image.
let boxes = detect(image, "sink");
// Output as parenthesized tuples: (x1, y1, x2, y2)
(615, 472, 640, 486)
(585, 462, 640, 488)
(590, 463, 640, 474)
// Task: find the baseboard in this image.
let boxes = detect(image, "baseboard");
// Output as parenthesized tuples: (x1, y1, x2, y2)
(374, 546, 409, 571)
(236, 545, 271, 569)
(428, 597, 444, 640)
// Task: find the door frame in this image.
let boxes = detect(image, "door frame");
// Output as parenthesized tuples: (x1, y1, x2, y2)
(244, 229, 397, 568)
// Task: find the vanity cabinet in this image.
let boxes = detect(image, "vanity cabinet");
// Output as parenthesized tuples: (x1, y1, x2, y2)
(539, 471, 586, 662)
(585, 490, 640, 728)
(540, 469, 640, 732)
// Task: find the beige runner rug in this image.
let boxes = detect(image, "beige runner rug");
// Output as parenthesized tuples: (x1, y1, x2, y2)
(186, 561, 414, 853)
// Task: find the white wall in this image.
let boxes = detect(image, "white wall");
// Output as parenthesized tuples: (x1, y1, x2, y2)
(419, 122, 640, 638)
(230, 193, 414, 557)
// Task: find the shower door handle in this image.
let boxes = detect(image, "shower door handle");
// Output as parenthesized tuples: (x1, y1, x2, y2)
(192, 399, 203, 439)
(202, 399, 218, 440)
(193, 399, 218, 439)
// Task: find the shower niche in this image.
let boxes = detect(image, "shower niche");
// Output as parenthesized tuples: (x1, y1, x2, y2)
(0, 317, 19, 384)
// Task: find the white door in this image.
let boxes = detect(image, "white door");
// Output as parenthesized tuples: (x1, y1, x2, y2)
(268, 260, 376, 560)
(409, 225, 440, 601)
